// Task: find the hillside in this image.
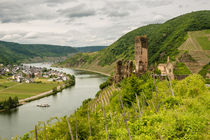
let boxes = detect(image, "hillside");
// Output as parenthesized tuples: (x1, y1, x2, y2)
(0, 41, 78, 65)
(58, 10, 210, 75)
(178, 30, 210, 73)
(75, 46, 107, 52)
(21, 74, 210, 139)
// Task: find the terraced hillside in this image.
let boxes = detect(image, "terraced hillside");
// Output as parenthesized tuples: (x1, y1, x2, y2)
(179, 30, 210, 73)
(89, 85, 119, 110)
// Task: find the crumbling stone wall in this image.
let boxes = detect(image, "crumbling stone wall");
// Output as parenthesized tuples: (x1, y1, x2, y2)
(135, 36, 148, 75)
(114, 60, 123, 83)
(114, 36, 148, 83)
(123, 61, 133, 78)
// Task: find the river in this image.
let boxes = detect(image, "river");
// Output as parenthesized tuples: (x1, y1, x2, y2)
(0, 63, 107, 139)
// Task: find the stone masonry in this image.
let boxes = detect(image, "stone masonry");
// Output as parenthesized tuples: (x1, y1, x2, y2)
(114, 60, 123, 83)
(135, 36, 148, 75)
(114, 36, 148, 83)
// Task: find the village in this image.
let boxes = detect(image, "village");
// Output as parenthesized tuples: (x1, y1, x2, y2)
(0, 64, 70, 83)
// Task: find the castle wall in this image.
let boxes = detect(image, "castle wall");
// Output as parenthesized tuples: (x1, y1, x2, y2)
(114, 60, 123, 83)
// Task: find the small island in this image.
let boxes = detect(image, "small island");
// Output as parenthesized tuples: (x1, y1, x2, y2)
(0, 64, 75, 112)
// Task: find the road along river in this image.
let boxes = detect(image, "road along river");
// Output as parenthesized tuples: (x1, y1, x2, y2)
(0, 63, 107, 139)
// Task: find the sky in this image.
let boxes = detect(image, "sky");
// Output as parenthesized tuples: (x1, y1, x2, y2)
(0, 0, 209, 47)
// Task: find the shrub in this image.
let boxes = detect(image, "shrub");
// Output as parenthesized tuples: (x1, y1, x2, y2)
(164, 96, 180, 109)
(174, 74, 206, 97)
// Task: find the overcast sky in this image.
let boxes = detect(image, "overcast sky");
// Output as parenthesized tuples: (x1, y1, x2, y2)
(0, 0, 209, 47)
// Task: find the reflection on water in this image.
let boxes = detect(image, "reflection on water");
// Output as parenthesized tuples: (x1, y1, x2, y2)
(0, 108, 19, 116)
(0, 63, 107, 139)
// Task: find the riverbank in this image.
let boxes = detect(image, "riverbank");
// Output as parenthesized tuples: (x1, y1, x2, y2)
(53, 60, 114, 76)
(0, 75, 75, 112)
(19, 84, 65, 104)
(0, 64, 107, 139)
(72, 67, 110, 76)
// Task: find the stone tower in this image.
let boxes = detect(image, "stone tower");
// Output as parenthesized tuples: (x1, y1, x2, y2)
(135, 36, 148, 75)
(114, 60, 123, 83)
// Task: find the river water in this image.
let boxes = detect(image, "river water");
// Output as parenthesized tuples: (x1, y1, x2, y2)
(0, 63, 107, 139)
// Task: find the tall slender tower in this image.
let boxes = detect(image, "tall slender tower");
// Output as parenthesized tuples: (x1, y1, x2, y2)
(135, 36, 148, 75)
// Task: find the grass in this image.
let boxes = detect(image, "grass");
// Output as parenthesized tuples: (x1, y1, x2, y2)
(196, 30, 210, 50)
(0, 82, 60, 102)
(174, 62, 192, 75)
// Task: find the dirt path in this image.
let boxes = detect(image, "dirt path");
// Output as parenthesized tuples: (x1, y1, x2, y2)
(19, 85, 62, 104)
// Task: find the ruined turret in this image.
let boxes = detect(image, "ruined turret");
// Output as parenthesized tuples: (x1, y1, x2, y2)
(114, 60, 123, 83)
(123, 61, 133, 78)
(135, 36, 148, 75)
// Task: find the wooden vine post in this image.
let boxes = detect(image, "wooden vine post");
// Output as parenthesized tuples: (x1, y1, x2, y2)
(153, 74, 160, 112)
(44, 122, 47, 140)
(35, 125, 38, 140)
(75, 111, 78, 140)
(167, 76, 174, 96)
(135, 93, 142, 120)
(88, 110, 92, 136)
(102, 103, 110, 140)
(119, 92, 132, 140)
(66, 117, 74, 140)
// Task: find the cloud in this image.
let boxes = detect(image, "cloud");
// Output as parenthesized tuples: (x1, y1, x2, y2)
(0, 1, 58, 23)
(57, 4, 96, 19)
(1, 34, 22, 40)
(140, 0, 174, 7)
(0, 0, 209, 47)
(100, 1, 139, 18)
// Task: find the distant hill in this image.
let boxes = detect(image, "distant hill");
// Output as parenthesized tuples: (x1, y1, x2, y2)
(58, 10, 210, 75)
(0, 41, 78, 65)
(75, 46, 107, 52)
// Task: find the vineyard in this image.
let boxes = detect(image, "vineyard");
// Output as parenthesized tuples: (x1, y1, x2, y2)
(16, 73, 210, 140)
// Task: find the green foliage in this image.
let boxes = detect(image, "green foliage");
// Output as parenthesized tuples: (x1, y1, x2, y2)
(82, 98, 92, 106)
(174, 74, 206, 97)
(0, 96, 19, 110)
(174, 62, 192, 75)
(199, 63, 210, 84)
(120, 73, 154, 105)
(75, 46, 107, 52)
(60, 10, 210, 68)
(199, 63, 210, 78)
(0, 41, 77, 65)
(60, 53, 95, 67)
(99, 77, 112, 90)
(21, 74, 210, 139)
(65, 75, 75, 87)
(163, 96, 180, 109)
(197, 36, 210, 50)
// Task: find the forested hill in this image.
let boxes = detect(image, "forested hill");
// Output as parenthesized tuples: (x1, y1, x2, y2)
(0, 41, 78, 65)
(59, 10, 210, 74)
(75, 46, 107, 52)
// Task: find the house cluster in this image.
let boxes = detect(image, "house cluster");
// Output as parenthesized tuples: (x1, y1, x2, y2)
(114, 36, 175, 83)
(0, 65, 69, 83)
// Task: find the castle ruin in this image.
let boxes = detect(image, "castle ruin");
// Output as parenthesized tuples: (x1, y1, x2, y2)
(135, 36, 148, 76)
(114, 36, 148, 83)
(114, 60, 123, 83)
